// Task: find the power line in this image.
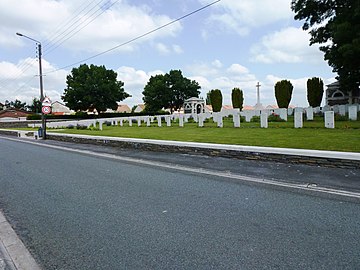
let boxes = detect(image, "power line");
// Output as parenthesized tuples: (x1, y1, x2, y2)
(45, 0, 221, 74)
(44, 0, 120, 56)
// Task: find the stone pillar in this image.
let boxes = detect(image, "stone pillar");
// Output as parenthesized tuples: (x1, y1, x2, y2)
(325, 111, 335, 128)
(294, 111, 303, 128)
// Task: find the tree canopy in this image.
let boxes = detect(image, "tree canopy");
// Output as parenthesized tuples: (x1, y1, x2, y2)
(209, 89, 223, 112)
(291, 0, 360, 95)
(231, 88, 244, 110)
(307, 77, 324, 107)
(62, 64, 129, 113)
(142, 69, 201, 113)
(274, 80, 293, 108)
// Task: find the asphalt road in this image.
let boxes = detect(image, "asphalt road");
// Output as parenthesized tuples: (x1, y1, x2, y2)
(0, 137, 360, 269)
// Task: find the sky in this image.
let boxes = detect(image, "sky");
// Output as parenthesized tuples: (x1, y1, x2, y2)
(0, 0, 336, 108)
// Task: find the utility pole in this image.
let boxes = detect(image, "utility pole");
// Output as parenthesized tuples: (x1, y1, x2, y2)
(16, 32, 46, 139)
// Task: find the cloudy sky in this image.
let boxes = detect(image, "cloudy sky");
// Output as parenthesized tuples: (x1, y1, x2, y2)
(0, 0, 335, 108)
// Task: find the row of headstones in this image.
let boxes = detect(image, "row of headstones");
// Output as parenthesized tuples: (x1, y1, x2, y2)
(29, 104, 358, 130)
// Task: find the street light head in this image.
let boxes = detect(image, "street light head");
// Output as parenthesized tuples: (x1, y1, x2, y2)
(16, 32, 23, 36)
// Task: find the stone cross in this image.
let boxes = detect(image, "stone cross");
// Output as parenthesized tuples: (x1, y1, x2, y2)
(256, 82, 261, 105)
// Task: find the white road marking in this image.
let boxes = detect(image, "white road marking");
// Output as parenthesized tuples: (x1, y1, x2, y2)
(2, 136, 360, 200)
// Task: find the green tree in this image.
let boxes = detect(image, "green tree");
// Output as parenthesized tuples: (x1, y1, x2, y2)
(307, 77, 324, 107)
(291, 0, 360, 100)
(231, 88, 244, 110)
(209, 89, 222, 112)
(274, 80, 293, 108)
(27, 98, 42, 113)
(62, 64, 129, 113)
(142, 69, 201, 113)
(206, 91, 212, 105)
(5, 99, 27, 110)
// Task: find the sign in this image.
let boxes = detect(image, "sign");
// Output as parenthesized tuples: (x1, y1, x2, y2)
(42, 106, 51, 114)
(42, 96, 51, 106)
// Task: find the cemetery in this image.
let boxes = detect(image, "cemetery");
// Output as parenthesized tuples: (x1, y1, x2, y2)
(26, 103, 360, 152)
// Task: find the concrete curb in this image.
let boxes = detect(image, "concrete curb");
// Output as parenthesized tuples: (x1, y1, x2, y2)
(0, 211, 41, 270)
(46, 133, 360, 169)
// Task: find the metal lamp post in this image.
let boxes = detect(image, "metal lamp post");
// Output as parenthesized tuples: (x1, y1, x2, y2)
(16, 32, 46, 139)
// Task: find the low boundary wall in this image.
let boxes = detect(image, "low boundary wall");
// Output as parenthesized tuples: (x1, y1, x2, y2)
(1, 130, 358, 169)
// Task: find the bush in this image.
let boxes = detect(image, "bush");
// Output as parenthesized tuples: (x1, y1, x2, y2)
(76, 124, 88, 130)
(67, 125, 75, 129)
(104, 121, 112, 126)
(335, 114, 348, 121)
(268, 113, 285, 122)
(250, 116, 260, 122)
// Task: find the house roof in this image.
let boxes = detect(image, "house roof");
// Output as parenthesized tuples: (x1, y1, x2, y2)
(116, 104, 131, 113)
(0, 108, 30, 118)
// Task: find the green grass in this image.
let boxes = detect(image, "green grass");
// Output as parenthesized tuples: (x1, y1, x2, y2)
(41, 116, 360, 152)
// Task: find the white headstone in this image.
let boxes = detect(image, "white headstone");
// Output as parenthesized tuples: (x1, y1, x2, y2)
(294, 111, 303, 128)
(157, 116, 162, 127)
(261, 112, 268, 128)
(120, 119, 123, 127)
(305, 107, 314, 121)
(137, 117, 141, 127)
(348, 105, 358, 120)
(166, 116, 171, 127)
(179, 115, 184, 127)
(233, 114, 240, 128)
(217, 115, 223, 128)
(99, 121, 103, 130)
(146, 117, 151, 127)
(287, 107, 294, 116)
(129, 118, 132, 127)
(276, 108, 288, 121)
(322, 105, 331, 112)
(243, 111, 253, 122)
(198, 115, 204, 127)
(339, 105, 346, 116)
(325, 111, 335, 128)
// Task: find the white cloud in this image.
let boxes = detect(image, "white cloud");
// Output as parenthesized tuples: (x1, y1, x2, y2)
(155, 43, 171, 55)
(250, 27, 323, 64)
(0, 0, 182, 53)
(200, 0, 293, 36)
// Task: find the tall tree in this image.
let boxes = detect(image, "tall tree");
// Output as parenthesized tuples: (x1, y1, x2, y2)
(27, 98, 42, 113)
(5, 99, 27, 110)
(291, 0, 360, 101)
(62, 64, 129, 113)
(142, 69, 201, 113)
(307, 77, 324, 107)
(209, 89, 222, 112)
(231, 88, 244, 110)
(274, 80, 293, 108)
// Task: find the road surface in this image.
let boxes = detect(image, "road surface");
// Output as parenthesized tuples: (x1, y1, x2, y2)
(0, 137, 359, 269)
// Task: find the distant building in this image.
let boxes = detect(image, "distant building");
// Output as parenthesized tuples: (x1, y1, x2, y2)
(51, 101, 73, 115)
(0, 108, 30, 121)
(183, 97, 205, 114)
(116, 104, 131, 113)
(134, 104, 145, 113)
(326, 81, 360, 105)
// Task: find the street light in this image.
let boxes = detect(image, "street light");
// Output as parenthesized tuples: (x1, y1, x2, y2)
(16, 32, 46, 139)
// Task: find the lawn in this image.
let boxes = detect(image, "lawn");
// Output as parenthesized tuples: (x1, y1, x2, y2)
(45, 116, 360, 152)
